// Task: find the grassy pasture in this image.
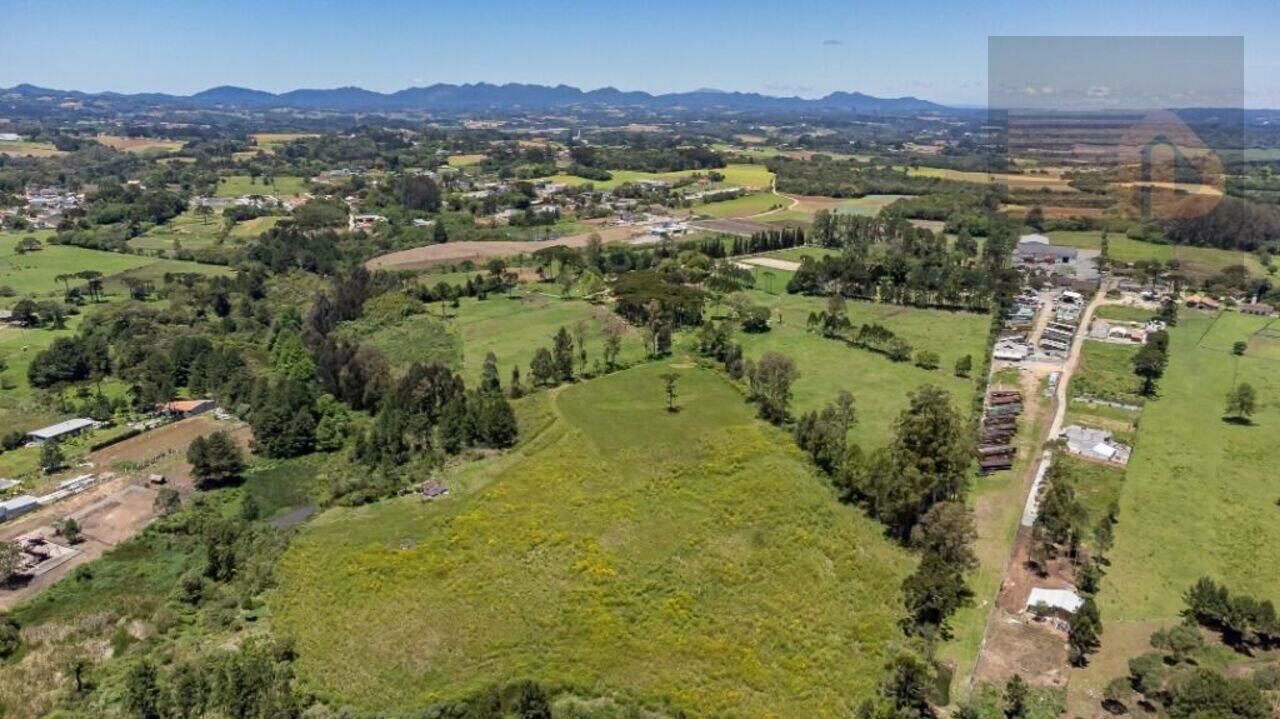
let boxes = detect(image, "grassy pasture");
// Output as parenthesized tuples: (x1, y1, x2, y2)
(228, 214, 283, 238)
(447, 153, 488, 167)
(729, 292, 987, 448)
(449, 293, 647, 384)
(0, 141, 65, 157)
(129, 209, 226, 252)
(214, 174, 308, 197)
(94, 135, 184, 154)
(272, 364, 911, 716)
(0, 232, 158, 301)
(352, 293, 649, 386)
(1048, 231, 1267, 278)
(906, 166, 1074, 192)
(542, 163, 773, 191)
(693, 192, 787, 218)
(1070, 340, 1143, 405)
(251, 132, 320, 150)
(1073, 312, 1280, 693)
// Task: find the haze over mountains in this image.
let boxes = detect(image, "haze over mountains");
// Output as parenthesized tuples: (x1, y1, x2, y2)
(0, 81, 949, 114)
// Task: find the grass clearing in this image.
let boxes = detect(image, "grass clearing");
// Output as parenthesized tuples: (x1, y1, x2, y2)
(273, 364, 911, 716)
(94, 135, 185, 154)
(0, 141, 65, 157)
(729, 292, 987, 448)
(1048, 231, 1267, 278)
(1070, 340, 1143, 405)
(693, 192, 788, 218)
(1093, 304, 1157, 323)
(129, 209, 227, 252)
(447, 153, 487, 166)
(1072, 312, 1280, 704)
(541, 163, 773, 192)
(214, 174, 308, 197)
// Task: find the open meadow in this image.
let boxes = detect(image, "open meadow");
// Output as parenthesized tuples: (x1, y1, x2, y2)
(729, 291, 987, 448)
(1068, 311, 1280, 706)
(541, 163, 773, 191)
(693, 192, 788, 218)
(1048, 231, 1268, 279)
(214, 174, 309, 197)
(345, 291, 649, 385)
(272, 363, 911, 717)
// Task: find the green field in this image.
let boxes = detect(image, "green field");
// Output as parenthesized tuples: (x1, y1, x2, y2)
(541, 163, 773, 192)
(1070, 311, 1280, 702)
(0, 232, 157, 301)
(1070, 340, 1143, 405)
(0, 231, 230, 302)
(1048, 231, 1267, 278)
(214, 174, 308, 197)
(0, 141, 65, 157)
(353, 293, 649, 385)
(732, 292, 987, 448)
(1093, 303, 1157, 323)
(694, 192, 787, 218)
(272, 364, 910, 716)
(129, 209, 227, 252)
(228, 214, 283, 238)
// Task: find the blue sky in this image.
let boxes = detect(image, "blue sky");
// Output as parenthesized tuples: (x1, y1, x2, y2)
(2, 0, 1278, 106)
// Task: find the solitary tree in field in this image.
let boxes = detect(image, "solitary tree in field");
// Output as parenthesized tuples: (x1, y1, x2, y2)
(1232, 341, 1247, 356)
(40, 441, 65, 474)
(660, 372, 680, 413)
(1224, 382, 1257, 423)
(954, 354, 973, 378)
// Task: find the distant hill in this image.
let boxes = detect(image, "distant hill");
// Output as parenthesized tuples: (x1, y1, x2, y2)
(0, 81, 950, 114)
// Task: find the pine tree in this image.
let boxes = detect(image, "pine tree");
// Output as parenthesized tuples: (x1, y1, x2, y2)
(1069, 597, 1102, 665)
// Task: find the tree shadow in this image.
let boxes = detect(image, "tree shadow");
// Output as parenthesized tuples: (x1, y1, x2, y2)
(1220, 416, 1254, 426)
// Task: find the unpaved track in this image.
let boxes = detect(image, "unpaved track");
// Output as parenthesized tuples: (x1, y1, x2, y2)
(966, 282, 1109, 690)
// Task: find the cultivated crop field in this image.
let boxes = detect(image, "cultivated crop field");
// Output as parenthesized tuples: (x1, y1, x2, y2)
(272, 364, 911, 717)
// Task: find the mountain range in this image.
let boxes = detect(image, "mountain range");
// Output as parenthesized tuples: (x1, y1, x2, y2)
(0, 82, 949, 114)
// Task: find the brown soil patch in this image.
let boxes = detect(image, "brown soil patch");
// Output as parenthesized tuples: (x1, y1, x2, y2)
(95, 135, 183, 152)
(974, 613, 1071, 688)
(366, 221, 639, 271)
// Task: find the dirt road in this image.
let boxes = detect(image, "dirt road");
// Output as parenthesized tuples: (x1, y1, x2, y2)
(966, 282, 1109, 690)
